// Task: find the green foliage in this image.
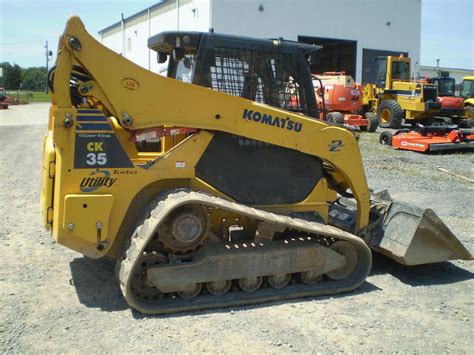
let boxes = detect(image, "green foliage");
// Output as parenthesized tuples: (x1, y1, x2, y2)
(1, 62, 47, 91)
(22, 67, 47, 91)
(1, 62, 20, 89)
(7, 64, 22, 90)
(0, 62, 12, 86)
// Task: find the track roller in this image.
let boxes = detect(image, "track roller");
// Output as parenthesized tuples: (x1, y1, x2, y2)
(238, 277, 264, 292)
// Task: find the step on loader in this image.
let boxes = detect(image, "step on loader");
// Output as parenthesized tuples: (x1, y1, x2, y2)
(41, 17, 472, 315)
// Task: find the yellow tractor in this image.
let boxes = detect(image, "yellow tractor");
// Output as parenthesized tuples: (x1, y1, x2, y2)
(460, 76, 474, 125)
(363, 55, 441, 128)
(41, 17, 471, 314)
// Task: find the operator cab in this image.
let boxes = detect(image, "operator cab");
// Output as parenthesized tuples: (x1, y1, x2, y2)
(429, 77, 456, 96)
(460, 78, 474, 99)
(148, 31, 321, 118)
(374, 56, 410, 89)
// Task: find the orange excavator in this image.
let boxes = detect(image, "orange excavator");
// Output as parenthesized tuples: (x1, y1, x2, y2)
(313, 72, 378, 132)
(425, 77, 466, 125)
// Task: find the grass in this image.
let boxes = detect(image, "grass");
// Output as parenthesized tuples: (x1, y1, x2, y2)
(5, 90, 50, 103)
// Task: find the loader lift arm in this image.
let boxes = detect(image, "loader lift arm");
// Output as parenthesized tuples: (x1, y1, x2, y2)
(50, 16, 371, 231)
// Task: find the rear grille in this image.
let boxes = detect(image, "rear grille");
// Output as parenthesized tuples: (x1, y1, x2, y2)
(423, 87, 437, 102)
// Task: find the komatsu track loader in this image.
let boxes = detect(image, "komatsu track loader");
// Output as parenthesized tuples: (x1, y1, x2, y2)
(41, 17, 472, 315)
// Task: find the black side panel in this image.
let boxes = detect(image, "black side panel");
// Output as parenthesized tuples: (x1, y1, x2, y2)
(195, 133, 323, 205)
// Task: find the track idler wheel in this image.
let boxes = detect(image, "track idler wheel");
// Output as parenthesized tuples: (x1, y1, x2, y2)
(238, 277, 263, 292)
(267, 273, 291, 289)
(326, 241, 358, 280)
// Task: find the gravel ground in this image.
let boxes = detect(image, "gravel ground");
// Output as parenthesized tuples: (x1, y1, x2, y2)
(1, 103, 473, 353)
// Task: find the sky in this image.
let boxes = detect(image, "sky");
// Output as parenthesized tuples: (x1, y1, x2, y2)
(0, 0, 159, 67)
(0, 0, 473, 70)
(421, 0, 474, 69)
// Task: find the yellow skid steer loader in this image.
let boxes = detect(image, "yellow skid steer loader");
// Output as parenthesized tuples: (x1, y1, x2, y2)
(41, 17, 471, 314)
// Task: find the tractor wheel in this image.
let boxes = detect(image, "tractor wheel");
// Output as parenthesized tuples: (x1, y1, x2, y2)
(326, 112, 345, 126)
(379, 131, 393, 146)
(377, 100, 404, 128)
(365, 112, 379, 133)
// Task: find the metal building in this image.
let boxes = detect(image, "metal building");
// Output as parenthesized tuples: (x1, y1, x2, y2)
(99, 0, 422, 83)
(420, 65, 474, 86)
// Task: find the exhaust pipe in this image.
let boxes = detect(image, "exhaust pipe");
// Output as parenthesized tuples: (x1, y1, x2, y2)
(370, 191, 472, 266)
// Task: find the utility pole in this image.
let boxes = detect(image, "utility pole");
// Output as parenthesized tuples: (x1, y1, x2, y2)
(44, 41, 52, 93)
(176, 0, 180, 30)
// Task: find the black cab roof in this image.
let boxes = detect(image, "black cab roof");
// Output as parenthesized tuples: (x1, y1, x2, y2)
(147, 31, 321, 57)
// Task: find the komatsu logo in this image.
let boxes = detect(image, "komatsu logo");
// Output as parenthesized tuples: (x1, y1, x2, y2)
(242, 109, 303, 133)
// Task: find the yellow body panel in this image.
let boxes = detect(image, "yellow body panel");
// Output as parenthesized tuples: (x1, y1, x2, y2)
(63, 194, 114, 243)
(42, 16, 372, 259)
(462, 76, 474, 107)
(40, 130, 55, 229)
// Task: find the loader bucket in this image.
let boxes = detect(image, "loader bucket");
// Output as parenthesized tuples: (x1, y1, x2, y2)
(372, 193, 473, 266)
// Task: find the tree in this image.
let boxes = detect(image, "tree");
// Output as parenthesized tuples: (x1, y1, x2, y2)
(1, 62, 48, 91)
(1, 63, 22, 90)
(22, 67, 47, 91)
(0, 62, 12, 87)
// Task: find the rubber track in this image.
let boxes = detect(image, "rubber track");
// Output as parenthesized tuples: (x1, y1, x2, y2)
(118, 190, 372, 315)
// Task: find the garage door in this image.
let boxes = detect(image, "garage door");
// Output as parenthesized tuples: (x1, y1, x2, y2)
(299, 36, 357, 79)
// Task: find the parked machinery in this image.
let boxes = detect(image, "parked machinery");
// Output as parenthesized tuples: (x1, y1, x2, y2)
(42, 17, 472, 314)
(460, 76, 474, 125)
(380, 125, 474, 153)
(363, 55, 441, 128)
(0, 87, 10, 109)
(426, 76, 465, 122)
(312, 72, 378, 132)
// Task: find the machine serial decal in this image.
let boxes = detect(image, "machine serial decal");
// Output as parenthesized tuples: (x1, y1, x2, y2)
(242, 109, 303, 132)
(80, 170, 117, 192)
